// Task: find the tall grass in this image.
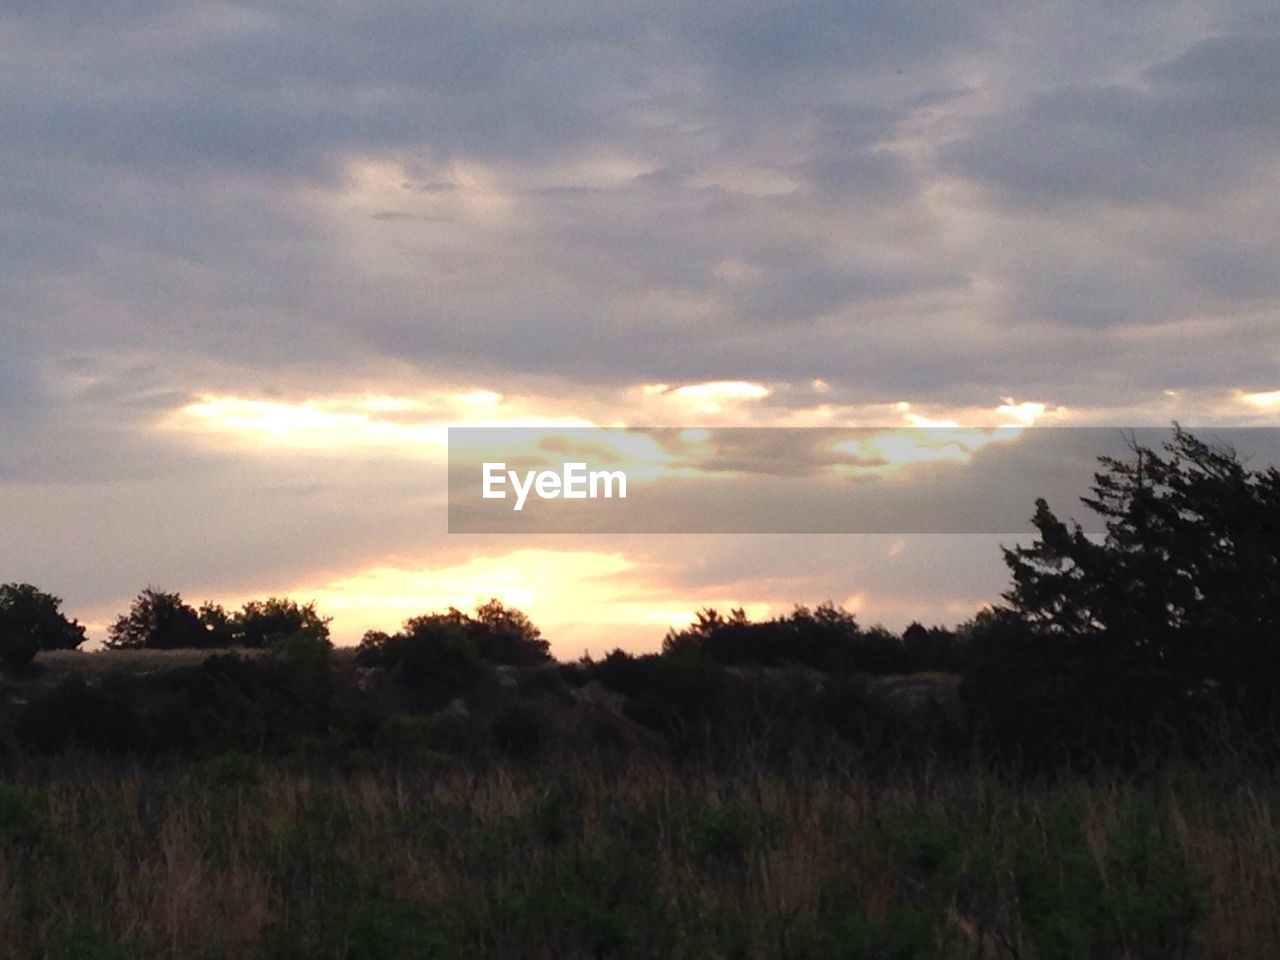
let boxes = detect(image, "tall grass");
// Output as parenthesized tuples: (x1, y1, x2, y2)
(0, 759, 1277, 958)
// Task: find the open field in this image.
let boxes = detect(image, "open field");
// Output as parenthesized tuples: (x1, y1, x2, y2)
(34, 648, 275, 676)
(0, 761, 1277, 959)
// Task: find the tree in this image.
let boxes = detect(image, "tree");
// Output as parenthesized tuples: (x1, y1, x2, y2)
(662, 607, 745, 660)
(106, 589, 209, 650)
(661, 603, 905, 672)
(0, 583, 86, 670)
(1004, 427, 1280, 689)
(967, 425, 1280, 758)
(231, 598, 331, 649)
(356, 617, 488, 710)
(902, 622, 964, 672)
(198, 602, 235, 646)
(436, 599, 550, 666)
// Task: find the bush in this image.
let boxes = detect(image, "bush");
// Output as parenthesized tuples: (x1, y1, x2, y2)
(430, 599, 551, 666)
(14, 678, 138, 754)
(16, 649, 348, 759)
(491, 702, 551, 760)
(357, 619, 489, 712)
(662, 604, 917, 673)
(962, 607, 1190, 767)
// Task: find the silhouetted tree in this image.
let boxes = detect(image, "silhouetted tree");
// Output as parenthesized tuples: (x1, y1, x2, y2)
(662, 603, 908, 672)
(232, 597, 331, 649)
(106, 588, 209, 649)
(0, 583, 86, 670)
(966, 425, 1280, 760)
(661, 607, 748, 659)
(1009, 428, 1280, 692)
(902, 622, 964, 672)
(439, 599, 550, 666)
(198, 602, 234, 646)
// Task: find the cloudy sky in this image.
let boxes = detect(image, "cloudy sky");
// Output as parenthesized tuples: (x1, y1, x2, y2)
(3, 0, 1279, 652)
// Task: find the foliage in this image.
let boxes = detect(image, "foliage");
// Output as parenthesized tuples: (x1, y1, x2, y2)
(438, 598, 551, 666)
(967, 426, 1280, 762)
(490, 701, 552, 760)
(663, 603, 861, 669)
(662, 603, 960, 674)
(0, 583, 86, 670)
(109, 594, 331, 651)
(14, 676, 140, 753)
(0, 765, 1249, 958)
(15, 642, 350, 758)
(357, 618, 490, 711)
(902, 621, 966, 672)
(106, 588, 209, 650)
(230, 597, 331, 649)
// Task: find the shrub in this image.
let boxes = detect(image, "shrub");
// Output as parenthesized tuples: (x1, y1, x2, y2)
(491, 702, 551, 760)
(662, 603, 913, 673)
(425, 599, 550, 666)
(14, 677, 137, 754)
(357, 618, 489, 711)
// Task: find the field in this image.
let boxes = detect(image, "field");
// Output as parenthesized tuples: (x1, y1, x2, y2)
(34, 648, 274, 676)
(1, 759, 1278, 959)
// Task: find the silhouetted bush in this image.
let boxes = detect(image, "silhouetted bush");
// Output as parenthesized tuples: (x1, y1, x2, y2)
(962, 608, 1200, 768)
(902, 621, 966, 672)
(14, 641, 353, 759)
(15, 677, 137, 753)
(357, 618, 490, 712)
(662, 604, 930, 674)
(491, 701, 552, 760)
(585, 647, 942, 768)
(437, 599, 551, 666)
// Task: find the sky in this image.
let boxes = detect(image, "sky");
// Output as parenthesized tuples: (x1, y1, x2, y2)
(2, 0, 1279, 653)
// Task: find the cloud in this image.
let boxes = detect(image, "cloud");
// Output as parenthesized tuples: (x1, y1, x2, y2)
(3, 0, 1280, 645)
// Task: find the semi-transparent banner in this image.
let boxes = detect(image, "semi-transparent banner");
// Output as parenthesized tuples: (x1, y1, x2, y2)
(447, 426, 1280, 534)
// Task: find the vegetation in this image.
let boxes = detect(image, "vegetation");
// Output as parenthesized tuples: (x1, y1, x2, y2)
(0, 763, 1275, 958)
(106, 588, 209, 650)
(964, 426, 1280, 765)
(662, 603, 957, 674)
(107, 592, 332, 651)
(1, 426, 1279, 956)
(0, 584, 85, 671)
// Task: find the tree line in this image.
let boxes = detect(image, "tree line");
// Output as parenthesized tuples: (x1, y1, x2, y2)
(4, 425, 1280, 766)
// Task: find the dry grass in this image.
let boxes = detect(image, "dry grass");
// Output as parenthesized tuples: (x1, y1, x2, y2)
(35, 648, 271, 677)
(0, 762, 1275, 958)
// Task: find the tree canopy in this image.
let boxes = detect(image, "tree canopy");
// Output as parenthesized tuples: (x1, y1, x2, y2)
(106, 588, 207, 650)
(0, 583, 86, 670)
(966, 425, 1280, 760)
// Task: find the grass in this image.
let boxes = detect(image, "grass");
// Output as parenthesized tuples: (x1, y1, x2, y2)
(0, 761, 1276, 958)
(35, 648, 273, 676)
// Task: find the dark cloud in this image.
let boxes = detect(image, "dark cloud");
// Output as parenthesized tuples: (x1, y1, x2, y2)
(2, 0, 1279, 636)
(944, 31, 1280, 208)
